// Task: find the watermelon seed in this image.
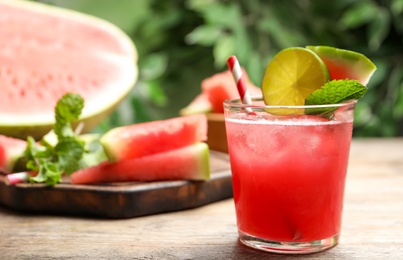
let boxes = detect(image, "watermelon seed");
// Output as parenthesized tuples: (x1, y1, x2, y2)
(12, 77, 18, 86)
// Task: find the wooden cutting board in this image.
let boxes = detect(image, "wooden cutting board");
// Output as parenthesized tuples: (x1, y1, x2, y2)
(0, 151, 233, 219)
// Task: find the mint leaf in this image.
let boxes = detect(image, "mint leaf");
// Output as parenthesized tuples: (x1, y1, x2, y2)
(54, 93, 84, 138)
(305, 79, 367, 115)
(21, 93, 108, 186)
(30, 161, 61, 185)
(78, 138, 108, 169)
(24, 136, 63, 185)
(55, 138, 85, 174)
(24, 93, 87, 185)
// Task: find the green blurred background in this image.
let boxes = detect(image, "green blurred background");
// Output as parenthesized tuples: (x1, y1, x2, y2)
(37, 0, 403, 137)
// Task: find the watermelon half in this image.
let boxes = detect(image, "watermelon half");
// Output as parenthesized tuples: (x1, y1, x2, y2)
(0, 0, 138, 139)
(70, 142, 210, 184)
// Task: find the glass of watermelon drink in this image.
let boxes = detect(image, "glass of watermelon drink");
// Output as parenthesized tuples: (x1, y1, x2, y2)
(224, 97, 356, 254)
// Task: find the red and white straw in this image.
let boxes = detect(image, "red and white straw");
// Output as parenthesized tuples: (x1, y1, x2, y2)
(226, 56, 254, 113)
(227, 56, 253, 105)
(7, 171, 30, 185)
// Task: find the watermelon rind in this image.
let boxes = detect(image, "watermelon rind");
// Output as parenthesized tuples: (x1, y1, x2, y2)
(179, 94, 213, 116)
(306, 45, 376, 85)
(192, 142, 211, 180)
(70, 142, 211, 184)
(0, 0, 138, 140)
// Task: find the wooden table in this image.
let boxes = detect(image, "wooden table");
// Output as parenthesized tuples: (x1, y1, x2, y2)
(0, 138, 402, 259)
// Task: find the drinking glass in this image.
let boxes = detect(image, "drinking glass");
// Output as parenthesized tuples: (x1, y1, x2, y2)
(224, 97, 356, 254)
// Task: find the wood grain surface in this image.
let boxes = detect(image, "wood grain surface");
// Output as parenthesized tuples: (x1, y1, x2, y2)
(0, 138, 402, 259)
(0, 151, 232, 218)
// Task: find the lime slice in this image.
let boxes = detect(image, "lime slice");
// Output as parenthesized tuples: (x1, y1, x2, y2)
(306, 46, 376, 85)
(261, 47, 330, 115)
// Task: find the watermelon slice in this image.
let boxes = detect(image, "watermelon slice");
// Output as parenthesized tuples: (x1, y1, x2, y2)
(179, 93, 212, 116)
(306, 46, 376, 85)
(70, 142, 210, 184)
(101, 114, 208, 162)
(201, 69, 261, 113)
(0, 0, 138, 140)
(0, 135, 27, 173)
(180, 69, 261, 115)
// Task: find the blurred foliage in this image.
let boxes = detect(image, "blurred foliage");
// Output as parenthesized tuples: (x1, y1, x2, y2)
(37, 0, 402, 136)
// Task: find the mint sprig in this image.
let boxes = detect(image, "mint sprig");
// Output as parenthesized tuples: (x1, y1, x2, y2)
(54, 93, 85, 138)
(305, 79, 367, 115)
(23, 93, 105, 186)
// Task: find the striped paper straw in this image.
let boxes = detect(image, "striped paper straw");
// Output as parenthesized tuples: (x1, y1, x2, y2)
(7, 172, 30, 185)
(226, 56, 255, 114)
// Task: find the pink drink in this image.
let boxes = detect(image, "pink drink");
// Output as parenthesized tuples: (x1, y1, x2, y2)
(224, 100, 355, 253)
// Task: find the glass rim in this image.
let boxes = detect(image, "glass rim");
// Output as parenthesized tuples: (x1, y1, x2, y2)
(224, 96, 357, 109)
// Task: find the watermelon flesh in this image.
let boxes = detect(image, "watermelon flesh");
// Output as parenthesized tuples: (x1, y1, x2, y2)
(0, 135, 27, 173)
(70, 142, 210, 184)
(180, 69, 261, 115)
(201, 69, 261, 113)
(101, 114, 208, 162)
(0, 0, 138, 139)
(306, 46, 376, 85)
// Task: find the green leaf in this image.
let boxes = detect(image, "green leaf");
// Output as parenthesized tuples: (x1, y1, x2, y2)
(368, 8, 391, 51)
(23, 93, 88, 185)
(306, 79, 367, 105)
(203, 3, 241, 29)
(394, 91, 403, 118)
(55, 93, 84, 123)
(258, 16, 306, 48)
(78, 138, 108, 169)
(54, 93, 84, 138)
(185, 0, 216, 12)
(232, 25, 253, 63)
(185, 25, 223, 46)
(140, 52, 168, 80)
(55, 138, 85, 174)
(25, 136, 52, 161)
(30, 162, 61, 186)
(379, 103, 398, 136)
(245, 51, 264, 86)
(339, 2, 378, 29)
(353, 101, 373, 127)
(391, 0, 403, 16)
(138, 80, 168, 107)
(305, 79, 367, 114)
(213, 35, 235, 68)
